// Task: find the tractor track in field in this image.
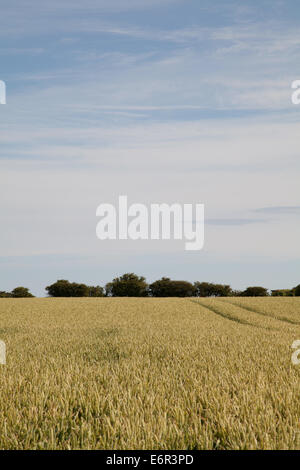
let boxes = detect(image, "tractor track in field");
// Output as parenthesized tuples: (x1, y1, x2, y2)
(188, 299, 274, 330)
(216, 299, 300, 326)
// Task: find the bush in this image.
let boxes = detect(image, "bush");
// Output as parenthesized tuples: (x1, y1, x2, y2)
(46, 280, 90, 297)
(0, 291, 11, 298)
(149, 278, 195, 297)
(241, 286, 269, 297)
(10, 287, 34, 298)
(88, 286, 105, 297)
(271, 289, 294, 297)
(105, 273, 148, 297)
(194, 282, 232, 297)
(294, 285, 300, 297)
(231, 290, 243, 297)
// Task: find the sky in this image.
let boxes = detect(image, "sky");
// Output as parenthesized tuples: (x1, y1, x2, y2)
(0, 0, 300, 296)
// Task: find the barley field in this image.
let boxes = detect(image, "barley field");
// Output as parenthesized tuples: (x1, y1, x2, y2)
(0, 297, 300, 450)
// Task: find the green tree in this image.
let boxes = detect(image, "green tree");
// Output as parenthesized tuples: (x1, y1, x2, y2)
(88, 286, 105, 297)
(294, 285, 300, 296)
(46, 280, 89, 297)
(11, 287, 34, 298)
(194, 282, 232, 297)
(149, 278, 195, 297)
(148, 277, 172, 297)
(105, 273, 148, 297)
(0, 291, 11, 298)
(241, 286, 269, 297)
(271, 289, 294, 297)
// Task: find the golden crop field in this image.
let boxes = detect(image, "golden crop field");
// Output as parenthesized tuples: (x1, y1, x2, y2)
(0, 297, 300, 450)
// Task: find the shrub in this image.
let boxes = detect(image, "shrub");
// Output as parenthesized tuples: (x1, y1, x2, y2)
(105, 273, 148, 297)
(46, 280, 89, 297)
(88, 286, 105, 297)
(294, 285, 300, 297)
(271, 289, 294, 297)
(11, 287, 34, 298)
(241, 286, 269, 297)
(149, 278, 195, 297)
(194, 282, 232, 297)
(0, 291, 11, 298)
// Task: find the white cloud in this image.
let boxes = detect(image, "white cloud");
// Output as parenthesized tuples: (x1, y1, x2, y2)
(0, 114, 299, 260)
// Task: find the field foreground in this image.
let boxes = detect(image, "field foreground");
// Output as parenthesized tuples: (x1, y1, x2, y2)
(0, 297, 300, 450)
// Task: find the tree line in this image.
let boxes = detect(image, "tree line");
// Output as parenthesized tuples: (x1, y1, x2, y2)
(0, 287, 34, 298)
(1, 274, 300, 298)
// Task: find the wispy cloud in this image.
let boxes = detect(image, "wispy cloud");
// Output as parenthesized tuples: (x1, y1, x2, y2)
(254, 206, 300, 214)
(207, 218, 268, 226)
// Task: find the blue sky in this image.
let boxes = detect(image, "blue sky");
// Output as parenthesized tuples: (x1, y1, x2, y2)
(0, 0, 300, 296)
